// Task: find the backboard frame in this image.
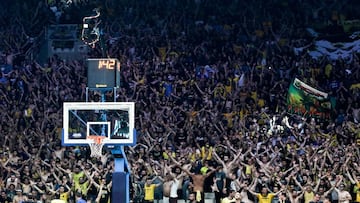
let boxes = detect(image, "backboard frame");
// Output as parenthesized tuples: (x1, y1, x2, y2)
(62, 102, 136, 146)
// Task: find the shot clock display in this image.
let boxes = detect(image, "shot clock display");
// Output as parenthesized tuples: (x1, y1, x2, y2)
(87, 58, 121, 88)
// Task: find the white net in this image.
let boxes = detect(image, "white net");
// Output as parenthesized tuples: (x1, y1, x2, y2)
(87, 136, 106, 158)
(88, 142, 104, 157)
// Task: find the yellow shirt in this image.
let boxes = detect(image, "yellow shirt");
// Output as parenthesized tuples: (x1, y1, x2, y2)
(73, 172, 85, 186)
(351, 83, 360, 90)
(225, 84, 232, 95)
(60, 191, 69, 202)
(200, 166, 208, 175)
(257, 193, 275, 203)
(201, 146, 213, 160)
(304, 191, 314, 203)
(189, 153, 196, 162)
(144, 184, 156, 201)
(158, 47, 167, 62)
(221, 197, 235, 203)
(214, 86, 225, 98)
(324, 64, 332, 78)
(79, 181, 90, 196)
(245, 164, 252, 175)
(163, 151, 175, 160)
(223, 112, 235, 128)
(356, 182, 360, 202)
(258, 98, 265, 108)
(251, 91, 257, 101)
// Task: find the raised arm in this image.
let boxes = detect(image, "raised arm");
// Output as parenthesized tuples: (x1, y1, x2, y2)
(246, 176, 260, 197)
(313, 176, 322, 193)
(345, 167, 358, 185)
(292, 176, 304, 191)
(204, 166, 217, 178)
(56, 165, 73, 180)
(212, 150, 226, 169)
(227, 148, 247, 171)
(95, 182, 106, 202)
(31, 181, 48, 194)
(167, 152, 193, 176)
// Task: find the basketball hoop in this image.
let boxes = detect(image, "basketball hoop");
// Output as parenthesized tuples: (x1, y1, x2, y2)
(87, 135, 106, 157)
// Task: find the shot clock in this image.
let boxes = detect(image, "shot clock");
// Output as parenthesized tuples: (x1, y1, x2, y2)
(87, 58, 121, 88)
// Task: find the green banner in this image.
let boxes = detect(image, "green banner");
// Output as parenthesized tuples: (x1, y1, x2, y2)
(287, 78, 332, 119)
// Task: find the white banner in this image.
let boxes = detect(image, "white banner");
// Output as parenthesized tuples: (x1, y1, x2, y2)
(294, 39, 360, 61)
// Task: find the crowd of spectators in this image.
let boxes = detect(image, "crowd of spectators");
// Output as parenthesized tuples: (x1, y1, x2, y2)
(0, 0, 360, 203)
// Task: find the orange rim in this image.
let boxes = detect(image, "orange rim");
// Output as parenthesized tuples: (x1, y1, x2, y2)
(87, 135, 106, 144)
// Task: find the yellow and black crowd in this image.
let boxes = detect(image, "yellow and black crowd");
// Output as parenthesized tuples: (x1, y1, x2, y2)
(0, 0, 359, 203)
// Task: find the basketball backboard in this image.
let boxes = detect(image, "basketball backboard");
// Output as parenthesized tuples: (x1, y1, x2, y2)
(62, 102, 135, 146)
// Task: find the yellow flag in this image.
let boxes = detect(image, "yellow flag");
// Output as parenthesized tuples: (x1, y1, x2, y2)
(158, 47, 167, 62)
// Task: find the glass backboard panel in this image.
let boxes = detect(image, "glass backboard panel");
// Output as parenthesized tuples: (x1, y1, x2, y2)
(62, 102, 135, 145)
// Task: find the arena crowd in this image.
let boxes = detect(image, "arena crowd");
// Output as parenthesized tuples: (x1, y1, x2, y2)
(0, 0, 359, 203)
